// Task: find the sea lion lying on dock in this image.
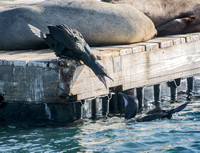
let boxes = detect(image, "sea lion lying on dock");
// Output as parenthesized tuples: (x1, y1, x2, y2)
(102, 0, 200, 36)
(0, 0, 156, 50)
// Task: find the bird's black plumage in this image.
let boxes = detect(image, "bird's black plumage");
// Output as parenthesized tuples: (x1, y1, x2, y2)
(119, 92, 189, 121)
(28, 24, 113, 88)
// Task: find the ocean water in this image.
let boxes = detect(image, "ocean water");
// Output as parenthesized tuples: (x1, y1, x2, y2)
(0, 91, 200, 153)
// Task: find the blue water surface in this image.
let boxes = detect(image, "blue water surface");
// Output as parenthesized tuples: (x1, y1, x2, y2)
(0, 93, 200, 153)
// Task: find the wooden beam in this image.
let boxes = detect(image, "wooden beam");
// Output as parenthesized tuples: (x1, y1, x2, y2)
(70, 33, 200, 100)
(0, 33, 200, 102)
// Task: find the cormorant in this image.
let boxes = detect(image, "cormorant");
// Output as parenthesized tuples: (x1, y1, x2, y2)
(119, 92, 189, 122)
(28, 24, 113, 88)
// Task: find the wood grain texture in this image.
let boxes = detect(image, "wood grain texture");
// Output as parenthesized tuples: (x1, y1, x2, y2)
(0, 33, 200, 102)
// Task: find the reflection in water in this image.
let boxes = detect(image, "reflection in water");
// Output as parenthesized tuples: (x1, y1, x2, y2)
(44, 103, 51, 120)
(74, 96, 200, 152)
(0, 76, 200, 152)
(0, 94, 199, 152)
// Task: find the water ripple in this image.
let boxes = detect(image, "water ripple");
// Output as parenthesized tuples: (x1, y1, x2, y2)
(0, 95, 200, 152)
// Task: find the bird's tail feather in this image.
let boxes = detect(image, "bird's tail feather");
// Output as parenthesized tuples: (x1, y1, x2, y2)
(28, 24, 46, 39)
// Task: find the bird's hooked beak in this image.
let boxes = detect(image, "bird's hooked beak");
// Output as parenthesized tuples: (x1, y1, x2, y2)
(97, 74, 113, 89)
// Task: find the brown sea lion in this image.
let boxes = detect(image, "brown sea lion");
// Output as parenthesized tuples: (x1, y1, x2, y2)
(102, 0, 200, 35)
(0, 0, 156, 50)
(157, 16, 197, 36)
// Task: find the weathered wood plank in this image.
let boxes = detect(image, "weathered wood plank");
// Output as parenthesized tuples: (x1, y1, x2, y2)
(0, 32, 200, 102)
(122, 41, 200, 90)
(168, 33, 200, 43)
(70, 34, 200, 99)
(136, 42, 159, 51)
(147, 38, 174, 48)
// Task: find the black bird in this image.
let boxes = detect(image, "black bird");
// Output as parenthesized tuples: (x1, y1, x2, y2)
(119, 92, 189, 121)
(28, 24, 113, 88)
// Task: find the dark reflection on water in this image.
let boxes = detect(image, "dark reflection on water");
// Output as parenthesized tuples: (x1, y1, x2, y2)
(0, 94, 200, 152)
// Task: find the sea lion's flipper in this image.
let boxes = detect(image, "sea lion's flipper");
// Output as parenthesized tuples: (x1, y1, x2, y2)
(166, 102, 189, 115)
(181, 16, 196, 24)
(136, 102, 189, 122)
(118, 92, 138, 120)
(157, 16, 197, 36)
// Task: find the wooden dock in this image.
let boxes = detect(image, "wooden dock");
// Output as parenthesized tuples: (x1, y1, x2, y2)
(0, 33, 200, 103)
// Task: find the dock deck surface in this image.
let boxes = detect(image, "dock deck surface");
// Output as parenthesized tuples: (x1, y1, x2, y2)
(0, 33, 200, 103)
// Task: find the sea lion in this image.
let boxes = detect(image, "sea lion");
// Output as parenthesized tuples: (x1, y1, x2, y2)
(102, 0, 200, 35)
(119, 92, 189, 121)
(0, 0, 157, 50)
(119, 92, 138, 120)
(157, 16, 197, 36)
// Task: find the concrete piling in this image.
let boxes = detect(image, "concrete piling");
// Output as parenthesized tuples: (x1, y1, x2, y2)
(187, 77, 194, 99)
(136, 87, 144, 110)
(153, 84, 161, 106)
